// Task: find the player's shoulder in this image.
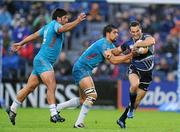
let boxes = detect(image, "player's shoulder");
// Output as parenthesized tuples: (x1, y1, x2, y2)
(42, 21, 53, 31)
(97, 37, 106, 43)
(92, 38, 105, 46)
(47, 20, 61, 27)
(100, 37, 113, 48)
(91, 38, 108, 51)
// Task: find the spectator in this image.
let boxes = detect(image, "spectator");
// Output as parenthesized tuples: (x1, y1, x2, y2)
(12, 18, 31, 42)
(2, 26, 11, 52)
(1, 1, 179, 81)
(87, 3, 103, 22)
(0, 4, 12, 27)
(54, 51, 72, 78)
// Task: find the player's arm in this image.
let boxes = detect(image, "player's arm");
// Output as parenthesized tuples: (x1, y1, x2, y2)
(132, 36, 155, 55)
(134, 36, 155, 48)
(105, 46, 124, 56)
(58, 13, 86, 33)
(111, 42, 131, 56)
(111, 46, 123, 56)
(108, 53, 132, 64)
(11, 31, 40, 52)
(104, 51, 132, 65)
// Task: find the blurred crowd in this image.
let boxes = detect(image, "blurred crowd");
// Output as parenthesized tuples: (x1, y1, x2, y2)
(1, 1, 180, 82)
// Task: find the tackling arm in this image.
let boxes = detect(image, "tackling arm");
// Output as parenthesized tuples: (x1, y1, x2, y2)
(107, 53, 132, 65)
(111, 46, 123, 56)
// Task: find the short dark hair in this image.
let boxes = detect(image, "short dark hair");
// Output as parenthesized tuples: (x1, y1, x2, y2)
(129, 21, 141, 29)
(52, 8, 68, 20)
(103, 24, 117, 37)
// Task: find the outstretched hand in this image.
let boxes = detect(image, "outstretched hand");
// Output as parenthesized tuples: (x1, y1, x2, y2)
(11, 43, 22, 52)
(77, 13, 86, 22)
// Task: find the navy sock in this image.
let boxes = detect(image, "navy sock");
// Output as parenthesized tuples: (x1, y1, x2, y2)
(129, 92, 137, 109)
(120, 107, 129, 122)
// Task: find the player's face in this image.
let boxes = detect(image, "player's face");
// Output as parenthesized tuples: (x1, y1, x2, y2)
(130, 26, 142, 40)
(109, 29, 119, 42)
(59, 15, 69, 25)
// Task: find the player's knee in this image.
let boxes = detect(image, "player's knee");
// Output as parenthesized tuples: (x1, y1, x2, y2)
(84, 87, 97, 105)
(130, 83, 139, 92)
(131, 83, 139, 89)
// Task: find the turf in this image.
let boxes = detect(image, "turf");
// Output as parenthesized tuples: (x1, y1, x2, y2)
(0, 108, 180, 132)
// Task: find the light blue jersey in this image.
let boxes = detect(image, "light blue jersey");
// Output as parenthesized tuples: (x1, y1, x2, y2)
(32, 20, 65, 76)
(37, 20, 65, 64)
(72, 38, 115, 84)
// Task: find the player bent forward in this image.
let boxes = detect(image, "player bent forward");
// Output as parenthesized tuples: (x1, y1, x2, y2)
(56, 24, 133, 128)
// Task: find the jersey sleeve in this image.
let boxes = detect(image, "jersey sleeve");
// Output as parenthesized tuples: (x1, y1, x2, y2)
(38, 26, 45, 37)
(54, 22, 62, 33)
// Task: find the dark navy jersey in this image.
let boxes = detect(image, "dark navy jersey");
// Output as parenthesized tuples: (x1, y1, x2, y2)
(121, 33, 155, 71)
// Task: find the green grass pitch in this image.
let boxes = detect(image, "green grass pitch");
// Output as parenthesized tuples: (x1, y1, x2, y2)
(0, 108, 180, 132)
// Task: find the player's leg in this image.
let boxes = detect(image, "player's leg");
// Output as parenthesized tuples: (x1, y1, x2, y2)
(121, 88, 146, 125)
(40, 71, 65, 123)
(56, 65, 87, 111)
(117, 66, 140, 128)
(134, 70, 152, 109)
(127, 73, 139, 118)
(79, 87, 87, 104)
(74, 76, 97, 128)
(134, 88, 147, 109)
(57, 98, 80, 111)
(7, 74, 39, 125)
(128, 68, 151, 118)
(56, 88, 83, 111)
(119, 88, 146, 127)
(117, 106, 129, 128)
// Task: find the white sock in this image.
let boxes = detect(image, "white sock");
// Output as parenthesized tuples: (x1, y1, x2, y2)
(10, 99, 22, 113)
(57, 97, 80, 111)
(49, 104, 58, 116)
(75, 100, 92, 125)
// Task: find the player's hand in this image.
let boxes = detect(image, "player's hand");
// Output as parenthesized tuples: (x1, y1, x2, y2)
(77, 13, 86, 22)
(133, 40, 142, 48)
(11, 43, 22, 52)
(133, 43, 139, 49)
(126, 52, 133, 58)
(104, 49, 112, 60)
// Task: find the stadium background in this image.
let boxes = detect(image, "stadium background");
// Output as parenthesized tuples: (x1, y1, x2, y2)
(0, 0, 180, 111)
